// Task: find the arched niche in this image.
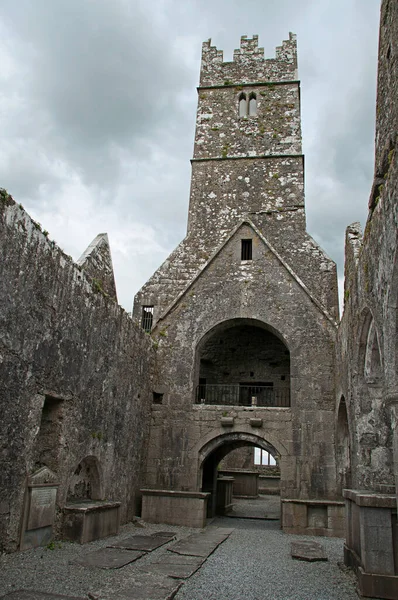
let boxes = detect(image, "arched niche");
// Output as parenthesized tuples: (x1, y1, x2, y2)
(358, 308, 383, 385)
(335, 396, 352, 495)
(194, 318, 290, 407)
(67, 455, 102, 502)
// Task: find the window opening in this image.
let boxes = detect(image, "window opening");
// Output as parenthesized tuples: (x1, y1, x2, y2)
(241, 239, 252, 261)
(153, 392, 164, 404)
(239, 93, 247, 117)
(142, 306, 154, 332)
(254, 448, 276, 466)
(249, 93, 257, 116)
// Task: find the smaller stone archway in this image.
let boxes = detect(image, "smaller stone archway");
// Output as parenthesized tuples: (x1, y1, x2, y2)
(198, 431, 282, 518)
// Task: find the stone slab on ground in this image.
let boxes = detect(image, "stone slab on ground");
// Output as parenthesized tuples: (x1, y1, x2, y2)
(291, 540, 328, 562)
(168, 528, 232, 558)
(73, 548, 145, 569)
(92, 571, 183, 600)
(151, 532, 176, 539)
(109, 534, 173, 552)
(203, 527, 234, 540)
(0, 593, 86, 600)
(143, 554, 205, 579)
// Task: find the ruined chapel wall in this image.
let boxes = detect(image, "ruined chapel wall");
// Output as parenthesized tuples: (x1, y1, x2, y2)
(337, 0, 398, 494)
(0, 193, 154, 552)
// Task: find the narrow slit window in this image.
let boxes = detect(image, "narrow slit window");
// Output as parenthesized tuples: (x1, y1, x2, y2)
(239, 92, 247, 117)
(142, 305, 154, 332)
(249, 93, 257, 116)
(241, 239, 252, 261)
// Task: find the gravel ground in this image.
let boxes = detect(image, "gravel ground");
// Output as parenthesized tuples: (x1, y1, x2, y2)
(0, 521, 196, 599)
(175, 518, 359, 600)
(0, 517, 359, 600)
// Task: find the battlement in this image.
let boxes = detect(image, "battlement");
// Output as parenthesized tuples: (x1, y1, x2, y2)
(233, 35, 265, 60)
(200, 33, 298, 87)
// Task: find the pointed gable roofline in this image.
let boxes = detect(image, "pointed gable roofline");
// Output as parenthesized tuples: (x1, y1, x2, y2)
(155, 219, 338, 329)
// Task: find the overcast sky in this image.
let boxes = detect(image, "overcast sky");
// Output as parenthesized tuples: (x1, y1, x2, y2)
(0, 0, 381, 313)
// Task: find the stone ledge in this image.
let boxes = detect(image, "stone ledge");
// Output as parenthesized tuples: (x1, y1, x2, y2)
(343, 489, 397, 508)
(141, 489, 210, 500)
(282, 499, 344, 506)
(197, 80, 300, 91)
(191, 154, 304, 163)
(63, 501, 121, 513)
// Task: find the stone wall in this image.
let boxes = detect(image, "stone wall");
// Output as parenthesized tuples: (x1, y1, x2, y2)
(220, 446, 280, 475)
(0, 193, 154, 552)
(337, 0, 397, 496)
(337, 0, 398, 594)
(144, 223, 338, 503)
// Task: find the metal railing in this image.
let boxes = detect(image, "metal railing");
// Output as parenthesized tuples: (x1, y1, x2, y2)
(195, 384, 290, 407)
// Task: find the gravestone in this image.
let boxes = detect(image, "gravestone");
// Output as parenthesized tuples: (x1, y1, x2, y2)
(20, 467, 59, 551)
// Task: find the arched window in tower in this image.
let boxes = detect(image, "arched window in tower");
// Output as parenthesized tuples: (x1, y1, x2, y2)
(249, 93, 257, 116)
(239, 93, 247, 117)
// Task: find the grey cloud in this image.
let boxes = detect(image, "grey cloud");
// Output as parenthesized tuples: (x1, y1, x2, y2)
(0, 0, 382, 309)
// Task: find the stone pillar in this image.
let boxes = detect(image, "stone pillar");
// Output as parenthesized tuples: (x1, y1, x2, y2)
(360, 506, 395, 575)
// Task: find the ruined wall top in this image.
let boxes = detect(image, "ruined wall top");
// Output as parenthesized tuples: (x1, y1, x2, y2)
(200, 33, 298, 87)
(374, 0, 397, 184)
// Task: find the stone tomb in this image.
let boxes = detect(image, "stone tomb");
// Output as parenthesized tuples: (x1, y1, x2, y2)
(20, 467, 59, 551)
(62, 500, 121, 544)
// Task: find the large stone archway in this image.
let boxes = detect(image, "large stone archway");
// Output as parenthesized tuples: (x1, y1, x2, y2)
(194, 318, 291, 408)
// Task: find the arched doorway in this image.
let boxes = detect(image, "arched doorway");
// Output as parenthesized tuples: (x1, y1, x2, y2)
(199, 432, 282, 520)
(195, 319, 290, 408)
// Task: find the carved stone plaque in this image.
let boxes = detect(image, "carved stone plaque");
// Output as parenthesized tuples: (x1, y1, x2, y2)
(27, 486, 58, 530)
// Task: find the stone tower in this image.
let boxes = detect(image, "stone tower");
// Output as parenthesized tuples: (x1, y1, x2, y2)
(134, 33, 338, 322)
(135, 35, 342, 535)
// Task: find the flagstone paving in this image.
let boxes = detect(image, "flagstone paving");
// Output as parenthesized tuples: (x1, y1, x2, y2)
(0, 506, 359, 600)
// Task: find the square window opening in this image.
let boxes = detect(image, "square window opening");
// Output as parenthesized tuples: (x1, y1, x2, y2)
(153, 392, 164, 404)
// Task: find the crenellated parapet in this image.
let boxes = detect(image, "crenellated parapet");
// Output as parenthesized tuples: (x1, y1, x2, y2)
(200, 33, 298, 87)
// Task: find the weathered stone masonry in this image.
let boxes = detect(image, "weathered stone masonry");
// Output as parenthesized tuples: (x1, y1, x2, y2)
(335, 0, 398, 597)
(135, 33, 343, 536)
(0, 194, 155, 552)
(1, 9, 398, 599)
